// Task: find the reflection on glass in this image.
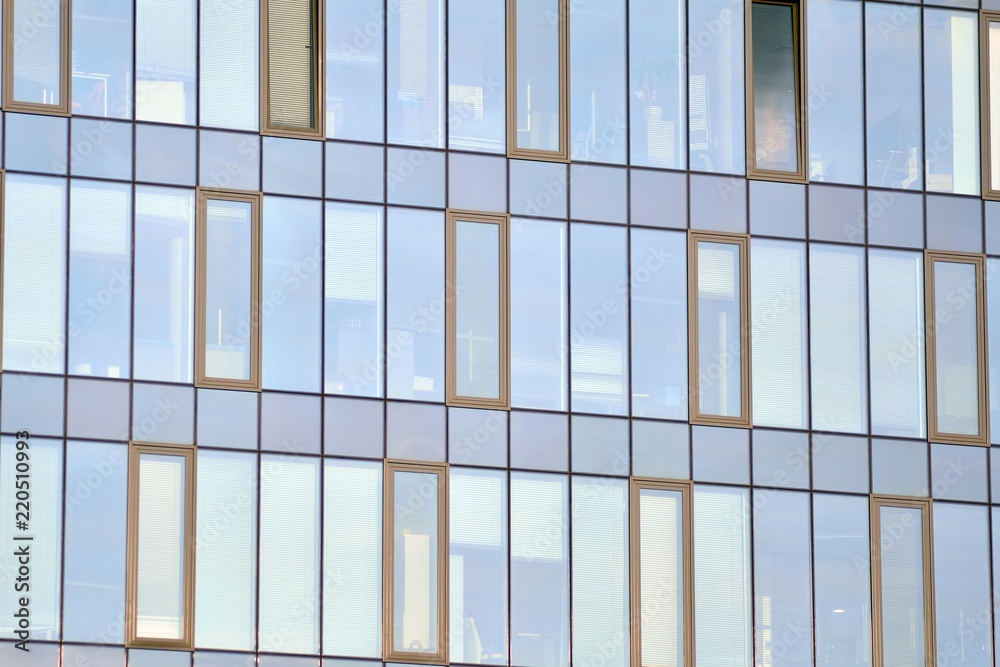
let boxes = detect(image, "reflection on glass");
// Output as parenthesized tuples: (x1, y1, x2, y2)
(200, 0, 257, 130)
(136, 0, 197, 124)
(629, 0, 685, 169)
(204, 199, 254, 382)
(73, 0, 133, 118)
(989, 258, 1000, 443)
(514, 0, 563, 154)
(932, 260, 981, 437)
(696, 241, 743, 419)
(449, 468, 507, 664)
(136, 453, 187, 640)
(448, 0, 505, 152)
(11, 0, 63, 106)
(454, 220, 502, 401)
(571, 0, 626, 163)
(387, 0, 445, 146)
(990, 20, 1000, 193)
(392, 470, 440, 655)
(877, 505, 927, 667)
(751, 1, 798, 174)
(636, 486, 685, 667)
(327, 0, 385, 142)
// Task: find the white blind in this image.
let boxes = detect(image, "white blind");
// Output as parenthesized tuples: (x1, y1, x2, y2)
(639, 489, 683, 667)
(932, 261, 981, 436)
(511, 475, 566, 560)
(195, 451, 257, 650)
(325, 204, 382, 301)
(12, 0, 61, 99)
(323, 460, 382, 657)
(200, 0, 259, 130)
(70, 184, 130, 256)
(879, 506, 926, 667)
(450, 472, 503, 547)
(266, 0, 317, 129)
(136, 0, 196, 122)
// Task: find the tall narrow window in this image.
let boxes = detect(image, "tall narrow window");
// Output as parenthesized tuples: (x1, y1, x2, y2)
(261, 0, 324, 138)
(446, 210, 510, 409)
(688, 231, 751, 428)
(195, 189, 262, 391)
(126, 442, 196, 650)
(925, 251, 988, 445)
(630, 479, 693, 667)
(983, 12, 1000, 199)
(746, 0, 806, 182)
(3, 0, 71, 115)
(870, 496, 935, 667)
(383, 461, 448, 663)
(507, 0, 570, 161)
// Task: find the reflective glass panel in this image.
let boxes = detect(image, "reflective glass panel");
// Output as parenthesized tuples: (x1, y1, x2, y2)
(327, 0, 385, 142)
(73, 0, 133, 118)
(387, 0, 444, 146)
(636, 486, 685, 667)
(751, 1, 798, 174)
(454, 218, 502, 400)
(448, 0, 505, 152)
(696, 240, 743, 419)
(571, 0, 626, 163)
(931, 259, 981, 437)
(877, 505, 927, 667)
(392, 470, 440, 655)
(514, 0, 562, 153)
(11, 0, 63, 106)
(200, 0, 258, 130)
(990, 20, 1000, 193)
(136, 0, 197, 124)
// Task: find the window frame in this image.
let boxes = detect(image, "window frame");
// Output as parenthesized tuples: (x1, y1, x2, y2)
(125, 441, 197, 651)
(260, 0, 326, 140)
(869, 495, 936, 667)
(194, 187, 263, 391)
(687, 230, 752, 428)
(382, 459, 450, 664)
(745, 0, 808, 183)
(629, 477, 694, 667)
(506, 0, 571, 162)
(446, 209, 510, 410)
(924, 250, 989, 446)
(982, 11, 1000, 200)
(2, 0, 72, 116)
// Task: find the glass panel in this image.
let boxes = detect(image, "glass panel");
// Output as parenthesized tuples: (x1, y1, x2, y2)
(813, 494, 871, 667)
(135, 452, 187, 640)
(136, 0, 197, 124)
(510, 218, 567, 411)
(572, 477, 628, 667)
(262, 136, 324, 197)
(810, 244, 868, 433)
(571, 0, 626, 164)
(514, 0, 562, 153)
(923, 9, 979, 195)
(993, 509, 1000, 665)
(195, 450, 257, 650)
(878, 505, 927, 667)
(68, 180, 132, 378)
(448, 0, 505, 152)
(455, 220, 502, 400)
(865, 3, 921, 190)
(392, 470, 440, 655)
(3, 175, 67, 374)
(692, 426, 749, 485)
(990, 20, 1000, 193)
(636, 487, 685, 667)
(751, 1, 798, 173)
(510, 473, 569, 667)
(264, 0, 316, 131)
(869, 249, 926, 439)
(932, 260, 981, 437)
(325, 203, 384, 397)
(203, 199, 254, 382)
(628, 0, 685, 169)
(73, 0, 133, 117)
(751, 239, 806, 428)
(200, 0, 258, 130)
(449, 468, 508, 663)
(324, 460, 382, 658)
(990, 258, 1000, 443)
(571, 223, 628, 415)
(387, 0, 445, 147)
(11, 0, 63, 106)
(696, 240, 742, 418)
(327, 0, 385, 142)
(386, 402, 446, 461)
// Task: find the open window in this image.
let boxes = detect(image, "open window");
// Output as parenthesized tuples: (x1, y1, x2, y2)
(3, 0, 71, 115)
(261, 0, 325, 138)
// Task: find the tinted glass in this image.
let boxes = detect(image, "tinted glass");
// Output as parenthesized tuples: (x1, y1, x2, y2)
(514, 0, 562, 153)
(751, 1, 798, 173)
(392, 470, 440, 654)
(455, 219, 502, 400)
(697, 241, 742, 418)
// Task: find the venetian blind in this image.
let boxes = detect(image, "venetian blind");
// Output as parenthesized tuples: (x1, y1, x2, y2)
(266, 0, 317, 129)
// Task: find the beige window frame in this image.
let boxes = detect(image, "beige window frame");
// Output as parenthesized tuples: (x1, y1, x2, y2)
(506, 0, 570, 162)
(688, 230, 752, 428)
(870, 495, 936, 667)
(194, 188, 263, 391)
(924, 250, 989, 446)
(126, 442, 197, 650)
(629, 478, 694, 667)
(383, 460, 449, 664)
(983, 12, 1000, 200)
(2, 0, 72, 115)
(745, 0, 808, 183)
(446, 210, 510, 410)
(260, 0, 325, 139)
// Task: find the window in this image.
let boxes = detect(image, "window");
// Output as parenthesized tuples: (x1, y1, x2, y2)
(983, 12, 1000, 200)
(194, 188, 262, 391)
(261, 0, 324, 139)
(870, 496, 935, 667)
(383, 461, 448, 663)
(126, 442, 196, 650)
(2, 0, 71, 115)
(447, 210, 510, 409)
(688, 231, 751, 428)
(925, 251, 988, 446)
(136, 0, 196, 124)
(630, 479, 693, 667)
(507, 0, 570, 161)
(746, 0, 806, 182)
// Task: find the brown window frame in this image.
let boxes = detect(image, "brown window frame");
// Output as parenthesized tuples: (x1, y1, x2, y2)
(126, 441, 197, 651)
(260, 0, 326, 140)
(446, 209, 510, 410)
(2, 0, 72, 116)
(982, 11, 1000, 200)
(194, 188, 263, 391)
(687, 230, 752, 428)
(745, 0, 808, 184)
(383, 460, 450, 664)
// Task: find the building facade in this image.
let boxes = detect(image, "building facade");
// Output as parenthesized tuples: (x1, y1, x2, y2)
(0, 0, 999, 666)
